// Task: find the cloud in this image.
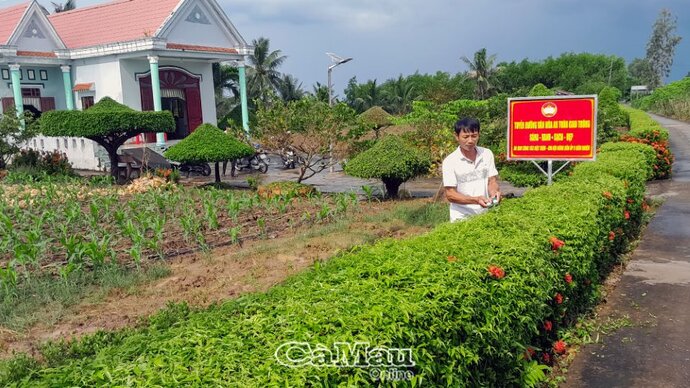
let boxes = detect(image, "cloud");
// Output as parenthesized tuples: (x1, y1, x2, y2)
(222, 0, 415, 31)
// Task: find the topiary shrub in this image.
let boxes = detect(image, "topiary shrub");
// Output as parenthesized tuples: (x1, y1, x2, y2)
(344, 135, 431, 198)
(164, 124, 254, 183)
(40, 97, 174, 180)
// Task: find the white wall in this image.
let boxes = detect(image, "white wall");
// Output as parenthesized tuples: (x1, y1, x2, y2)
(72, 58, 123, 103)
(25, 135, 102, 171)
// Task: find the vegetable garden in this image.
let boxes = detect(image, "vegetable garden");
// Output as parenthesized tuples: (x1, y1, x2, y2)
(0, 178, 358, 295)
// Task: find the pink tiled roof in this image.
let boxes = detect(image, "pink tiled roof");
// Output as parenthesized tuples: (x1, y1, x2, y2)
(0, 2, 29, 45)
(73, 82, 94, 92)
(49, 0, 181, 49)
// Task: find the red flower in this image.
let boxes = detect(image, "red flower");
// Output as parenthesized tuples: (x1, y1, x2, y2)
(624, 210, 630, 220)
(564, 273, 573, 284)
(627, 198, 634, 204)
(543, 320, 553, 332)
(541, 352, 551, 364)
(554, 293, 563, 304)
(602, 191, 613, 199)
(447, 255, 457, 263)
(488, 265, 505, 279)
(524, 347, 536, 360)
(550, 237, 565, 251)
(553, 340, 567, 355)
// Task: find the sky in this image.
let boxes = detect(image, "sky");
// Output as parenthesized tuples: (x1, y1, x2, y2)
(2, 0, 689, 95)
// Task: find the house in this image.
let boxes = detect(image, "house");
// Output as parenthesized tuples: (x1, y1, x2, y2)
(0, 0, 250, 170)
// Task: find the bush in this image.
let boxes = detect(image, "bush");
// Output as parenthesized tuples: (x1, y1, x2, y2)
(165, 123, 254, 183)
(3, 139, 657, 387)
(9, 149, 75, 178)
(344, 135, 431, 198)
(619, 106, 673, 179)
(632, 77, 690, 121)
(597, 87, 629, 144)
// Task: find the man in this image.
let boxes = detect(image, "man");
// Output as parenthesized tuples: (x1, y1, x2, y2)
(442, 118, 501, 222)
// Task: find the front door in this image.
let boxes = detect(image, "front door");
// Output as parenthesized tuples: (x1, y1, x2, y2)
(162, 97, 188, 140)
(139, 68, 203, 142)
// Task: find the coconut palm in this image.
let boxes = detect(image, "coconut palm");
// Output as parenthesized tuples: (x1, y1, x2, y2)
(383, 75, 417, 114)
(277, 74, 305, 102)
(311, 82, 329, 103)
(247, 37, 287, 104)
(52, 0, 76, 13)
(461, 48, 498, 99)
(352, 80, 384, 113)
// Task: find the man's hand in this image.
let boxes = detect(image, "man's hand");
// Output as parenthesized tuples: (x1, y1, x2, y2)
(475, 196, 490, 207)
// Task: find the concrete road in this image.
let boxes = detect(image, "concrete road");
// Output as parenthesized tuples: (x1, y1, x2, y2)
(564, 114, 690, 387)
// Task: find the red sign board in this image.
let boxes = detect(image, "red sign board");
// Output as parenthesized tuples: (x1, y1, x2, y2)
(507, 96, 597, 160)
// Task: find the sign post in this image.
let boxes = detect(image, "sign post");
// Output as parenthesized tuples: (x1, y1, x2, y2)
(507, 95, 598, 184)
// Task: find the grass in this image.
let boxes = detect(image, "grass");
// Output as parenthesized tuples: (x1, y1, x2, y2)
(0, 264, 170, 331)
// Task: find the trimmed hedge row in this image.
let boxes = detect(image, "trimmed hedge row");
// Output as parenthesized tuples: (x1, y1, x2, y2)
(3, 143, 656, 386)
(620, 106, 673, 179)
(40, 97, 174, 137)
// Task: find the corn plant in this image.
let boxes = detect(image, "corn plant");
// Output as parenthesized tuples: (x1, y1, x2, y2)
(83, 233, 113, 267)
(228, 226, 241, 245)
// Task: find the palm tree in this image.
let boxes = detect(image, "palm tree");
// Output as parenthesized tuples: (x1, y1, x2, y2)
(213, 63, 240, 125)
(247, 37, 286, 104)
(311, 82, 329, 103)
(383, 75, 417, 114)
(52, 0, 76, 13)
(277, 74, 305, 102)
(353, 80, 383, 112)
(461, 48, 498, 99)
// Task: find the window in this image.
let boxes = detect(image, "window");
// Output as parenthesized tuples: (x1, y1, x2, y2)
(40, 139, 44, 149)
(21, 88, 41, 98)
(72, 139, 77, 148)
(33, 139, 37, 147)
(81, 96, 95, 110)
(64, 138, 68, 149)
(81, 139, 85, 150)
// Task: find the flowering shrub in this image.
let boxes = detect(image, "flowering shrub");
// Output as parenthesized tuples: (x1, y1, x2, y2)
(620, 106, 673, 179)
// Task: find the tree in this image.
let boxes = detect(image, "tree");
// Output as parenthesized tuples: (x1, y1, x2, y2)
(0, 108, 38, 169)
(359, 106, 393, 139)
(256, 98, 361, 183)
(344, 79, 384, 113)
(40, 97, 174, 179)
(645, 9, 682, 88)
(382, 75, 417, 114)
(311, 82, 329, 103)
(213, 62, 240, 126)
(164, 124, 254, 183)
(247, 37, 286, 104)
(277, 74, 305, 102)
(628, 58, 657, 87)
(344, 135, 431, 198)
(51, 0, 76, 13)
(461, 48, 499, 99)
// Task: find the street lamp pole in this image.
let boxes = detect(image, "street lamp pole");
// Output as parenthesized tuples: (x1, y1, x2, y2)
(325, 52, 352, 172)
(326, 52, 352, 107)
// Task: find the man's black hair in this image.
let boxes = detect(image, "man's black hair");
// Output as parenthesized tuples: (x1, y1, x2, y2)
(454, 118, 480, 135)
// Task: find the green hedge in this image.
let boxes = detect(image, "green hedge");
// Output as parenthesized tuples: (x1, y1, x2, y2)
(40, 98, 174, 137)
(620, 106, 673, 179)
(2, 142, 656, 386)
(164, 124, 254, 163)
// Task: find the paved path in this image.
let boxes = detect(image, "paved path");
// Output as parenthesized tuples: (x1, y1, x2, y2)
(181, 156, 528, 199)
(565, 114, 690, 387)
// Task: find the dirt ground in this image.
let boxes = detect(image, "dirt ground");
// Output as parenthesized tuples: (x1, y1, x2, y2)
(0, 198, 435, 359)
